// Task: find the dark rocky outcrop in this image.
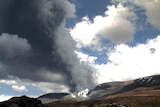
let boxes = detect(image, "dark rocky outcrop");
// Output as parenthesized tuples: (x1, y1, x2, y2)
(0, 96, 46, 107)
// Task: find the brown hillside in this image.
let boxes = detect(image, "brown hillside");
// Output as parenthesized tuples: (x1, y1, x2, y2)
(45, 87, 160, 107)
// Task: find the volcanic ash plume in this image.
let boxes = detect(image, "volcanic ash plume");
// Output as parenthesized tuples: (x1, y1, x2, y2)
(0, 0, 97, 92)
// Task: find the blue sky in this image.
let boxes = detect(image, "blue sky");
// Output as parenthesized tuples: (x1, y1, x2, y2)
(69, 0, 160, 63)
(0, 0, 160, 101)
(69, 0, 111, 19)
(69, 0, 160, 85)
(69, 0, 160, 44)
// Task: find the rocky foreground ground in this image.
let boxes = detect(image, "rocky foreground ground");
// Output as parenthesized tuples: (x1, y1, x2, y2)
(0, 96, 45, 107)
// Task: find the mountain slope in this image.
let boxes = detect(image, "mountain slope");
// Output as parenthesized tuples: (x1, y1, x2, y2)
(113, 75, 160, 95)
(89, 75, 160, 99)
(38, 75, 160, 105)
(38, 93, 71, 104)
(88, 82, 125, 99)
(38, 93, 69, 99)
(45, 87, 160, 107)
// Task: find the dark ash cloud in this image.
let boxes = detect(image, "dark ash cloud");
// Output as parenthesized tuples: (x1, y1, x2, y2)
(0, 0, 97, 92)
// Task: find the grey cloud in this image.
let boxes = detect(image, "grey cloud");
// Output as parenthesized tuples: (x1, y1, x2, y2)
(0, 33, 31, 58)
(0, 0, 97, 92)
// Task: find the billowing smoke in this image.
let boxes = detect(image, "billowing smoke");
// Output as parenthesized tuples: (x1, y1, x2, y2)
(0, 0, 97, 92)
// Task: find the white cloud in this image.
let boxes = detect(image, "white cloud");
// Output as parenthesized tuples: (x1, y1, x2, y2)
(95, 35, 160, 84)
(12, 85, 28, 92)
(70, 16, 97, 47)
(0, 78, 28, 93)
(0, 80, 17, 85)
(0, 78, 69, 94)
(70, 4, 136, 48)
(0, 33, 31, 58)
(134, 0, 160, 28)
(75, 51, 97, 65)
(0, 95, 12, 102)
(77, 35, 160, 84)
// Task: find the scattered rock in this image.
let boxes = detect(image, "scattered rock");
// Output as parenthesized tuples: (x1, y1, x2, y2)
(109, 103, 128, 107)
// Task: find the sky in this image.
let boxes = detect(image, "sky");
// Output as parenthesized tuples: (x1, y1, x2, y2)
(0, 0, 160, 101)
